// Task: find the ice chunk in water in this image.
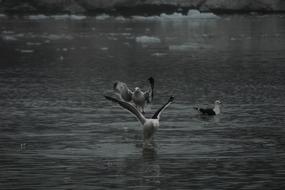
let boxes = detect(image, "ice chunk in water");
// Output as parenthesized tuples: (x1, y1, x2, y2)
(96, 14, 110, 20)
(28, 15, 49, 20)
(132, 10, 218, 21)
(51, 15, 86, 20)
(136, 36, 161, 43)
(2, 35, 17, 41)
(187, 9, 219, 19)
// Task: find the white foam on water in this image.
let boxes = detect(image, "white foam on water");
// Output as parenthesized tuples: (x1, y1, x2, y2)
(136, 36, 161, 43)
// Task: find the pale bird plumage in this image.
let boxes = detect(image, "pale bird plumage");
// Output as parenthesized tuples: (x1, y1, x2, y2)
(113, 77, 154, 113)
(104, 95, 174, 149)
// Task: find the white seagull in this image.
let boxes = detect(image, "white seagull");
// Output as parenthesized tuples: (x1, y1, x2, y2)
(104, 95, 174, 149)
(113, 77, 154, 113)
(194, 100, 222, 115)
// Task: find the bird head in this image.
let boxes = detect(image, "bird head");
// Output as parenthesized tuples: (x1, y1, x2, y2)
(169, 96, 175, 102)
(148, 77, 154, 84)
(215, 100, 222, 105)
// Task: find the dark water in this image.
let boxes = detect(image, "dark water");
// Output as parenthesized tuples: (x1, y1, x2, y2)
(0, 14, 285, 189)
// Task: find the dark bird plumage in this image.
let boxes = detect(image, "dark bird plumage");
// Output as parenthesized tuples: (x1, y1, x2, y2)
(194, 100, 222, 115)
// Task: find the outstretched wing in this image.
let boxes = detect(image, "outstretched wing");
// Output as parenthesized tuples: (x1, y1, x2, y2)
(113, 81, 133, 102)
(144, 77, 154, 103)
(104, 95, 146, 124)
(152, 96, 174, 120)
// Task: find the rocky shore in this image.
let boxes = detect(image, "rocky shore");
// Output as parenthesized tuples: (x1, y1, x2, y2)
(0, 0, 284, 15)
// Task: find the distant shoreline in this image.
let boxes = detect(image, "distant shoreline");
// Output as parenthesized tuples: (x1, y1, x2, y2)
(1, 9, 285, 17)
(0, 1, 285, 16)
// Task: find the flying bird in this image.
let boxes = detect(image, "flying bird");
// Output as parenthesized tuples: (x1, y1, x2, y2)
(113, 77, 154, 113)
(194, 100, 222, 115)
(104, 95, 174, 149)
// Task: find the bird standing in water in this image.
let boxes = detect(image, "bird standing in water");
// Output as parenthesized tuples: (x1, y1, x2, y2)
(104, 95, 174, 149)
(194, 100, 222, 115)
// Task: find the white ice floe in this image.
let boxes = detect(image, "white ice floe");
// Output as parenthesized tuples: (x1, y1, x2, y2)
(152, 53, 167, 57)
(169, 43, 211, 51)
(27, 14, 86, 20)
(19, 49, 35, 53)
(100, 47, 109, 51)
(44, 34, 73, 40)
(96, 14, 111, 20)
(115, 16, 128, 22)
(160, 12, 185, 19)
(187, 9, 219, 19)
(0, 14, 7, 18)
(28, 15, 49, 20)
(132, 9, 218, 21)
(26, 42, 42, 46)
(132, 15, 160, 22)
(69, 15, 87, 20)
(51, 14, 87, 20)
(136, 36, 161, 43)
(2, 35, 17, 41)
(108, 32, 131, 36)
(1, 32, 73, 41)
(2, 30, 15, 34)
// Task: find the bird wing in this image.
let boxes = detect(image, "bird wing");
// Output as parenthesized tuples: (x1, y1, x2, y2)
(198, 108, 216, 115)
(104, 95, 146, 125)
(113, 81, 133, 102)
(152, 96, 174, 120)
(144, 77, 154, 103)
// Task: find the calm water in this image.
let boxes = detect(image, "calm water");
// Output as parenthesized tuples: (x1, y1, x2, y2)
(0, 14, 285, 189)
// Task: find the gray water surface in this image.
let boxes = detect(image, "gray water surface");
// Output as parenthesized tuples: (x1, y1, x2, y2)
(0, 14, 285, 189)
